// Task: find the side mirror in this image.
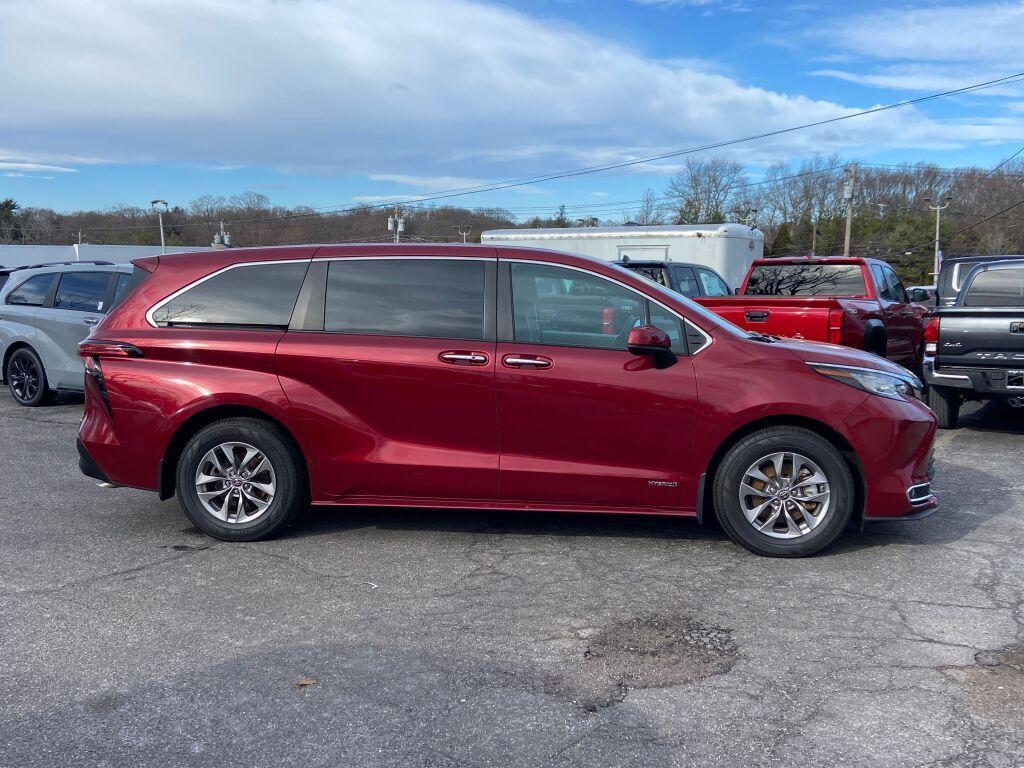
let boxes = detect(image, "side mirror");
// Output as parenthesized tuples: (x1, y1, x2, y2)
(627, 325, 677, 369)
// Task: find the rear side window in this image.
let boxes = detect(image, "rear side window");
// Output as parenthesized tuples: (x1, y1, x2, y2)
(963, 269, 1024, 307)
(325, 258, 485, 340)
(54, 271, 110, 312)
(745, 264, 867, 297)
(671, 266, 699, 298)
(152, 262, 308, 327)
(5, 274, 54, 306)
(112, 268, 148, 309)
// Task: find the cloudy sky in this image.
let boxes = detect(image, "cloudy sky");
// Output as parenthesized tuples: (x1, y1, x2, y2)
(3, 0, 1024, 214)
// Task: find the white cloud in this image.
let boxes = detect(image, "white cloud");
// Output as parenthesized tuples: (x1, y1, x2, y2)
(1, 0, 1021, 187)
(812, 2, 1024, 93)
(0, 161, 77, 174)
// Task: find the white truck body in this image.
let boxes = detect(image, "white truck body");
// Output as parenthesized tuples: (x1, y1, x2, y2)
(480, 223, 763, 290)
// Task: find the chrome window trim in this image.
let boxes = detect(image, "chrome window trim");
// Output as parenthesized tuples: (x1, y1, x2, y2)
(146, 258, 313, 328)
(505, 258, 715, 356)
(147, 255, 493, 329)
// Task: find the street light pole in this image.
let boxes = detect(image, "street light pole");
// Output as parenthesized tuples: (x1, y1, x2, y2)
(150, 199, 168, 255)
(453, 225, 472, 243)
(924, 196, 952, 282)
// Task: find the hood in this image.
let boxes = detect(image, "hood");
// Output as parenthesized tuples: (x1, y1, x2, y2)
(769, 337, 912, 377)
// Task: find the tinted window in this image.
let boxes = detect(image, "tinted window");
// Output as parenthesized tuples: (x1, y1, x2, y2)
(153, 262, 308, 327)
(6, 274, 54, 306)
(511, 263, 644, 350)
(112, 268, 147, 308)
(671, 266, 699, 298)
(54, 271, 110, 312)
(963, 269, 1024, 307)
(624, 265, 670, 288)
(745, 264, 866, 297)
(884, 267, 907, 302)
(325, 258, 485, 339)
(697, 269, 730, 297)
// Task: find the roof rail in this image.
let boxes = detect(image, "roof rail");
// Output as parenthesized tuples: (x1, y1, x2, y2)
(13, 260, 115, 271)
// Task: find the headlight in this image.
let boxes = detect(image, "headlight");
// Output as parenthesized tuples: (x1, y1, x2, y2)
(808, 362, 922, 401)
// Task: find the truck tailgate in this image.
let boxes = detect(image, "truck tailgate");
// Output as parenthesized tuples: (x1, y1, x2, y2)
(936, 308, 1024, 369)
(696, 297, 833, 341)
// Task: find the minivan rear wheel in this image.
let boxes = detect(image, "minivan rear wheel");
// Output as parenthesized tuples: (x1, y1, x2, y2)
(712, 427, 854, 557)
(6, 348, 55, 407)
(176, 418, 306, 541)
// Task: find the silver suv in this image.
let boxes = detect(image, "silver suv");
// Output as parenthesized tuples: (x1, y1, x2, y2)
(0, 261, 135, 406)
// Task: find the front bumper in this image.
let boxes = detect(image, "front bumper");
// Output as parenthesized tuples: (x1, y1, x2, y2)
(842, 393, 938, 521)
(923, 356, 1023, 395)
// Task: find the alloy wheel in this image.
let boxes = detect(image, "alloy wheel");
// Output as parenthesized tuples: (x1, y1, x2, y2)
(9, 354, 41, 403)
(738, 451, 831, 539)
(194, 441, 277, 524)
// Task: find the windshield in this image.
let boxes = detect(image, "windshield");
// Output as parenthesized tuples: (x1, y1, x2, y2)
(745, 264, 867, 297)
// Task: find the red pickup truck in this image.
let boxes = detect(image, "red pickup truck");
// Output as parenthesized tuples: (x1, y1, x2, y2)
(696, 257, 928, 370)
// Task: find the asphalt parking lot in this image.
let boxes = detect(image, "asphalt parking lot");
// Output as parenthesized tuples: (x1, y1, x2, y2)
(1, 392, 1022, 768)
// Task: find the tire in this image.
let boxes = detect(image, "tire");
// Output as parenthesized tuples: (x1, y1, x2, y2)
(175, 417, 307, 541)
(927, 385, 961, 429)
(865, 330, 887, 358)
(712, 427, 855, 558)
(6, 347, 56, 407)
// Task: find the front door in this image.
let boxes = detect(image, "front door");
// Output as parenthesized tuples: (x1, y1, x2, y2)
(276, 255, 499, 502)
(872, 264, 915, 364)
(495, 260, 699, 510)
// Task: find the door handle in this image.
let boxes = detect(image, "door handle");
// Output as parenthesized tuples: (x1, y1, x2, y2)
(439, 351, 489, 366)
(745, 310, 769, 322)
(503, 354, 553, 369)
(83, 317, 99, 325)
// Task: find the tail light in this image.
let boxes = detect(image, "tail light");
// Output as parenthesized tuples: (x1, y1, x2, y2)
(601, 307, 615, 335)
(827, 307, 845, 345)
(78, 340, 142, 419)
(924, 316, 940, 355)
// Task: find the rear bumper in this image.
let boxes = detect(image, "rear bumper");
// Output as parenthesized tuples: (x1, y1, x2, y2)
(77, 438, 112, 484)
(923, 357, 1023, 395)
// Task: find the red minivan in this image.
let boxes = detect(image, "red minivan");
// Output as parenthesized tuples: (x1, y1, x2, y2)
(78, 244, 937, 557)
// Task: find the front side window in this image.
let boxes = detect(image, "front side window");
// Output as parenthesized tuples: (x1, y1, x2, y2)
(648, 302, 686, 353)
(963, 269, 1024, 307)
(697, 269, 730, 297)
(5, 274, 54, 306)
(881, 266, 907, 303)
(745, 264, 867, 297)
(54, 271, 110, 312)
(511, 263, 644, 350)
(152, 262, 308, 327)
(325, 258, 486, 339)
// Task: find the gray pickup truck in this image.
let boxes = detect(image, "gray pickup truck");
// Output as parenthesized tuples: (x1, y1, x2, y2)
(923, 260, 1024, 427)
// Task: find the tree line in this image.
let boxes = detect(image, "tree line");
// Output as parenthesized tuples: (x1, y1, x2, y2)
(3, 154, 1023, 284)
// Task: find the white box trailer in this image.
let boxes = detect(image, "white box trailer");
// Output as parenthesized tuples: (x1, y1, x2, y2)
(480, 223, 763, 290)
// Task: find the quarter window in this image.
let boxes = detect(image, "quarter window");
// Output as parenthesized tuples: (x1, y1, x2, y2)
(5, 274, 54, 306)
(511, 263, 644, 350)
(324, 258, 486, 340)
(54, 271, 110, 312)
(647, 302, 686, 353)
(152, 262, 308, 327)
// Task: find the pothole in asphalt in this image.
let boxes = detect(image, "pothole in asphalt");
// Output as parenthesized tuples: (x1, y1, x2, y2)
(545, 614, 738, 712)
(952, 645, 1024, 727)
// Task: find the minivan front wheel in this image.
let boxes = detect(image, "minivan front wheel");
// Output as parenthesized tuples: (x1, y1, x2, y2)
(176, 418, 306, 541)
(712, 427, 854, 557)
(6, 348, 55, 407)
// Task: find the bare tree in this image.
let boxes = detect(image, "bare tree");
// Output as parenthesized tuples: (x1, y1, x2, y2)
(664, 156, 747, 224)
(632, 188, 665, 225)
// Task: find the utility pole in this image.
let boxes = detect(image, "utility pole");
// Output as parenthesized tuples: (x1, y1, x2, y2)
(924, 195, 952, 282)
(150, 199, 168, 255)
(387, 204, 405, 244)
(453, 225, 472, 243)
(810, 220, 817, 257)
(77, 229, 83, 245)
(842, 165, 856, 257)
